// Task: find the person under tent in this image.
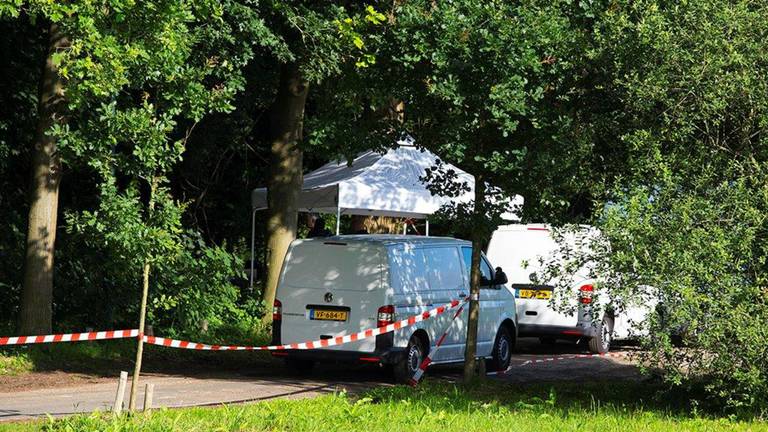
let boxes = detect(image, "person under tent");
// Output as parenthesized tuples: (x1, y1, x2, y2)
(307, 216, 332, 238)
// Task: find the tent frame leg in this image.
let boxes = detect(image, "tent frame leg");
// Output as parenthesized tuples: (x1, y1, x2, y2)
(249, 208, 256, 291)
(336, 207, 341, 235)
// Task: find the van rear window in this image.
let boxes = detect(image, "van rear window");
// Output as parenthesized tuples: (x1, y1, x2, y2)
(281, 242, 383, 291)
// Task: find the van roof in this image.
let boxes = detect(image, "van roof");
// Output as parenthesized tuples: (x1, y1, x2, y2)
(495, 223, 551, 232)
(494, 223, 594, 232)
(297, 234, 471, 247)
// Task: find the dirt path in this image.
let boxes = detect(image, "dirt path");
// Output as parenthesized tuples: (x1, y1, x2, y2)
(0, 338, 643, 422)
(0, 370, 383, 421)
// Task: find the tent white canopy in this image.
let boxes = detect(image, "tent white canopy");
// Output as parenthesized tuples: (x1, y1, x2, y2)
(251, 143, 523, 224)
(247, 143, 523, 287)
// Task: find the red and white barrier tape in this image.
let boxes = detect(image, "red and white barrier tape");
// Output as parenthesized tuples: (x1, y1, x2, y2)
(409, 302, 466, 386)
(143, 299, 467, 351)
(1, 300, 464, 351)
(0, 329, 139, 346)
(487, 352, 628, 376)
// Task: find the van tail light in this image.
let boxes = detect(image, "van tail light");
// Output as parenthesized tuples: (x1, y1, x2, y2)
(273, 299, 282, 321)
(578, 284, 594, 304)
(377, 305, 395, 328)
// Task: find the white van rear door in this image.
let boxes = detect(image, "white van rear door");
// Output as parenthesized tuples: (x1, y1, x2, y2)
(487, 229, 569, 326)
(277, 240, 386, 353)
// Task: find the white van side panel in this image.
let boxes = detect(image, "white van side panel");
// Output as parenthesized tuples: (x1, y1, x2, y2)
(277, 240, 389, 353)
(389, 244, 467, 362)
(277, 236, 517, 364)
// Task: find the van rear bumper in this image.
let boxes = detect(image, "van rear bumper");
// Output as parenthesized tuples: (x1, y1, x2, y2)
(518, 323, 598, 339)
(271, 346, 406, 365)
(271, 330, 403, 365)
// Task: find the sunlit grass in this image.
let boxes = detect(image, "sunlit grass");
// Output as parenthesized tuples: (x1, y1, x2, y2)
(2, 380, 765, 431)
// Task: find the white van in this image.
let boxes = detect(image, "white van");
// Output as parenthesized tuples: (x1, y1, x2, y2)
(271, 235, 517, 382)
(487, 224, 648, 354)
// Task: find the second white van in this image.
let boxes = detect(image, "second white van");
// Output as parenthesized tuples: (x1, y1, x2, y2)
(487, 224, 650, 353)
(271, 235, 517, 382)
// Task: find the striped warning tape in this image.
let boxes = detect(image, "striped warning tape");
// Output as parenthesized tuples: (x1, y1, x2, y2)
(142, 299, 467, 351)
(487, 351, 628, 376)
(1, 300, 465, 351)
(0, 329, 139, 346)
(408, 302, 466, 386)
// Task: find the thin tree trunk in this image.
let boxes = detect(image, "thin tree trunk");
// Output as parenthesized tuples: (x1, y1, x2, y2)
(19, 23, 68, 335)
(262, 63, 309, 322)
(128, 260, 150, 411)
(463, 172, 485, 382)
(128, 177, 157, 411)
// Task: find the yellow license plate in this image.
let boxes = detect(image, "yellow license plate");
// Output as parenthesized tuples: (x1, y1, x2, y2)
(519, 289, 552, 300)
(311, 310, 348, 321)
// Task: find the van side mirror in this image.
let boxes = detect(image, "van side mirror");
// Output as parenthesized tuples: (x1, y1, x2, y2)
(493, 267, 508, 285)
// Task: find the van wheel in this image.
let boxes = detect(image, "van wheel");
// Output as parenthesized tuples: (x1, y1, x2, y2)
(393, 336, 425, 384)
(487, 326, 514, 372)
(285, 358, 315, 374)
(588, 316, 614, 354)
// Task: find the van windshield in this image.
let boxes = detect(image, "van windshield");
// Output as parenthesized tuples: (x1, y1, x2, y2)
(281, 241, 383, 291)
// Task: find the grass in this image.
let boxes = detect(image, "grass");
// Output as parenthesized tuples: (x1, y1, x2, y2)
(1, 380, 765, 431)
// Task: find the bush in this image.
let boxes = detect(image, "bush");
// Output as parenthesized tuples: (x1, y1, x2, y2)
(597, 174, 768, 412)
(544, 171, 768, 412)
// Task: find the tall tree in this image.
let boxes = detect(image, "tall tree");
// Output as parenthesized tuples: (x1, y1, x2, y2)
(380, 0, 590, 380)
(0, 13, 46, 325)
(263, 63, 308, 319)
(18, 22, 67, 334)
(7, 0, 281, 408)
(260, 2, 387, 321)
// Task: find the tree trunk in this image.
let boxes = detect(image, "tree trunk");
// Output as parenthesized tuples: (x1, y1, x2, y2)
(262, 63, 309, 322)
(463, 172, 485, 382)
(128, 177, 157, 411)
(19, 23, 68, 335)
(128, 259, 151, 411)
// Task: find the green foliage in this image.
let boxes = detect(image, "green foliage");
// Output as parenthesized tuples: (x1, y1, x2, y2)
(589, 0, 768, 411)
(597, 174, 768, 410)
(0, 0, 283, 336)
(380, 0, 594, 236)
(525, 0, 768, 411)
(0, 14, 45, 322)
(0, 351, 33, 376)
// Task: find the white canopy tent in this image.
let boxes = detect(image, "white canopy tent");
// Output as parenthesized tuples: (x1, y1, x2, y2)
(248, 143, 523, 286)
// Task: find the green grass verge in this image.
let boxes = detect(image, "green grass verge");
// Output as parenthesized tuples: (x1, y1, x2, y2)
(2, 380, 765, 431)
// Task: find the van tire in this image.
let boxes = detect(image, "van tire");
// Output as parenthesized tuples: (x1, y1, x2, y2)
(285, 358, 315, 374)
(588, 315, 614, 354)
(487, 326, 513, 372)
(393, 336, 425, 384)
